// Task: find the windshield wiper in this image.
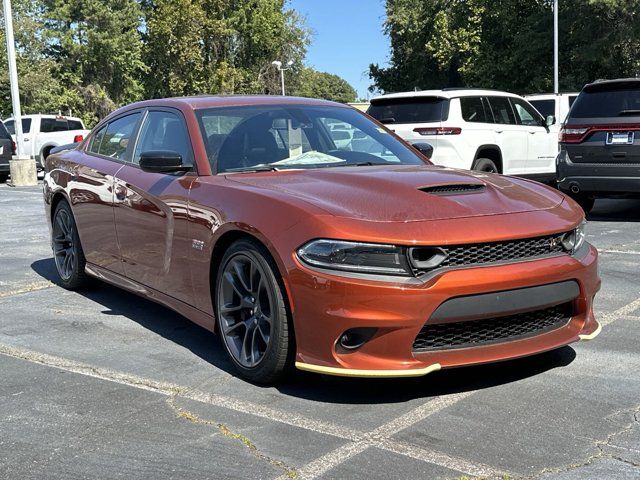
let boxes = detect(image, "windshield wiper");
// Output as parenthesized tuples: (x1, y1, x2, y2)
(618, 109, 640, 116)
(224, 165, 280, 173)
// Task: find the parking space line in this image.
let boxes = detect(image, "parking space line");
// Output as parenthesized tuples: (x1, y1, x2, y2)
(0, 280, 55, 298)
(598, 296, 640, 327)
(601, 249, 640, 255)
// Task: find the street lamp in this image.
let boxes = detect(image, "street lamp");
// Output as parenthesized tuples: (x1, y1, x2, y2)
(3, 0, 23, 155)
(553, 0, 559, 94)
(271, 60, 294, 96)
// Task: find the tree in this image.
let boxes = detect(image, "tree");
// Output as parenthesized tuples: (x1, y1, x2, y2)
(293, 68, 356, 103)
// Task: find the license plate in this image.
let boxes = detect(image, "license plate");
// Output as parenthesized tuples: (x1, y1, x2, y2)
(606, 132, 634, 145)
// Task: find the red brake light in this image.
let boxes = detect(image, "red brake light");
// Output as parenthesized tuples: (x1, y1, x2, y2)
(11, 141, 16, 155)
(413, 127, 462, 136)
(559, 126, 590, 143)
(73, 134, 84, 143)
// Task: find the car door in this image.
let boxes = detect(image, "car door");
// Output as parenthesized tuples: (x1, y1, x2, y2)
(113, 108, 196, 303)
(486, 96, 528, 174)
(510, 97, 556, 174)
(70, 112, 142, 275)
(459, 96, 497, 168)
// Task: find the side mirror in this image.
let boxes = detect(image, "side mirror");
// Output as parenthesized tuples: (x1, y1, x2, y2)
(411, 142, 434, 159)
(139, 151, 190, 173)
(546, 115, 556, 126)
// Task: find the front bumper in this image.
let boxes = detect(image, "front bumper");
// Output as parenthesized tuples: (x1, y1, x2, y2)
(557, 149, 640, 195)
(289, 244, 601, 377)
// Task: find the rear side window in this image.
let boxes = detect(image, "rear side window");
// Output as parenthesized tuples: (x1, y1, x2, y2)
(570, 87, 640, 118)
(68, 120, 84, 130)
(40, 118, 71, 132)
(0, 122, 10, 140)
(487, 97, 516, 125)
(367, 97, 450, 124)
(89, 113, 141, 160)
(568, 96, 578, 107)
(4, 118, 32, 135)
(529, 99, 555, 118)
(460, 97, 490, 123)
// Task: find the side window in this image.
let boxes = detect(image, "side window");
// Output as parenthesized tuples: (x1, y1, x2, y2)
(94, 113, 141, 160)
(460, 97, 488, 123)
(5, 119, 32, 135)
(487, 97, 517, 125)
(68, 120, 84, 130)
(133, 111, 192, 166)
(0, 123, 10, 140)
(510, 98, 543, 126)
(88, 125, 107, 154)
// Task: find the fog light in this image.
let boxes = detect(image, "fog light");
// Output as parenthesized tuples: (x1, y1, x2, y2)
(337, 328, 377, 351)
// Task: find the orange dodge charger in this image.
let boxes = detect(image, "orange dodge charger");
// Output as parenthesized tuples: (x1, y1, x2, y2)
(43, 96, 601, 383)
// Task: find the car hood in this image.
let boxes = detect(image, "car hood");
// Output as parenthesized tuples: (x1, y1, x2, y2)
(226, 164, 564, 222)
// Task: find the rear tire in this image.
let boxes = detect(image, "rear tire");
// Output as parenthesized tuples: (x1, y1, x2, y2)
(472, 157, 499, 173)
(215, 238, 292, 384)
(52, 200, 91, 290)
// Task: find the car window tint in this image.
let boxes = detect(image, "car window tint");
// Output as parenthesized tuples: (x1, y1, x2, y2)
(68, 120, 83, 130)
(367, 97, 450, 124)
(460, 97, 488, 123)
(568, 96, 578, 107)
(41, 118, 71, 133)
(0, 122, 11, 140)
(88, 125, 107, 154)
(133, 111, 192, 166)
(529, 99, 555, 118)
(488, 97, 517, 125)
(96, 113, 141, 160)
(570, 87, 640, 118)
(5, 118, 32, 135)
(510, 98, 542, 126)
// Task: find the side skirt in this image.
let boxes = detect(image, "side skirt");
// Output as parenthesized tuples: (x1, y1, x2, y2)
(85, 263, 216, 333)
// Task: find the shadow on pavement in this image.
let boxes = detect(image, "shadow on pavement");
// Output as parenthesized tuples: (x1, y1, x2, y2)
(588, 198, 640, 222)
(32, 257, 576, 404)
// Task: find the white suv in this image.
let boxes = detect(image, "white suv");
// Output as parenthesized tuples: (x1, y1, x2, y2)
(367, 89, 558, 181)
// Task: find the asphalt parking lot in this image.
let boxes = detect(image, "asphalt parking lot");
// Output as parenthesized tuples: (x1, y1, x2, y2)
(1, 182, 639, 480)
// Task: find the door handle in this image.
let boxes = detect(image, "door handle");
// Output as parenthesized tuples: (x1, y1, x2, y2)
(24, 138, 30, 142)
(495, 129, 503, 134)
(529, 131, 537, 134)
(114, 184, 127, 200)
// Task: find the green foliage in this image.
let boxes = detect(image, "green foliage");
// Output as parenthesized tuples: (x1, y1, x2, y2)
(293, 68, 357, 103)
(370, 0, 640, 94)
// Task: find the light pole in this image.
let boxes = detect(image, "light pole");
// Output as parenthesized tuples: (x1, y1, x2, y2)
(3, 0, 23, 155)
(553, 0, 559, 94)
(271, 60, 293, 96)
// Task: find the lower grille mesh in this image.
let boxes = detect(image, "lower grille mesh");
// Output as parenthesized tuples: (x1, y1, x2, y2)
(412, 304, 572, 352)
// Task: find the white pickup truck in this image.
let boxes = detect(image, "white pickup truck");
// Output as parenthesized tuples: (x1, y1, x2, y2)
(4, 114, 90, 167)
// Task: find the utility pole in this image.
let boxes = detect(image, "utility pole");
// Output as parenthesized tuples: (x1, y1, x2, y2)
(553, 0, 559, 94)
(3, 0, 23, 155)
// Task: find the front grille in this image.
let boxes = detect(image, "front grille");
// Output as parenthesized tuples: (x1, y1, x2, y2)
(412, 304, 572, 352)
(419, 184, 485, 195)
(411, 233, 568, 272)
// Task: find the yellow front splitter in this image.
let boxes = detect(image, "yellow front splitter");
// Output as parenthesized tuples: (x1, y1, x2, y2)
(295, 361, 442, 378)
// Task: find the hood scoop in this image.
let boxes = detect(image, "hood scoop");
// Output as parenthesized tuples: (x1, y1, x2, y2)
(419, 183, 486, 196)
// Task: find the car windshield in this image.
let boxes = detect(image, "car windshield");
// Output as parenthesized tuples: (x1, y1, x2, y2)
(196, 104, 428, 173)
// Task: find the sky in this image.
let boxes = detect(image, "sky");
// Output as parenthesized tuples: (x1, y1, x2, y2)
(289, 0, 390, 100)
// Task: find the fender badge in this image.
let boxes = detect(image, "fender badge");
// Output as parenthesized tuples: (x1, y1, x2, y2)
(192, 240, 205, 251)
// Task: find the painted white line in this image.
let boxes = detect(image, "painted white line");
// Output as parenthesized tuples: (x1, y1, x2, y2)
(601, 249, 640, 255)
(284, 391, 507, 480)
(0, 343, 362, 442)
(598, 297, 640, 327)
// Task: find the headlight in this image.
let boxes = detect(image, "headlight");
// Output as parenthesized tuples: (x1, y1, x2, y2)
(561, 219, 587, 253)
(297, 239, 412, 276)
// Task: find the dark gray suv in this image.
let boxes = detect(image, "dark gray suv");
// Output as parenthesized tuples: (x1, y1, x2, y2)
(557, 78, 640, 213)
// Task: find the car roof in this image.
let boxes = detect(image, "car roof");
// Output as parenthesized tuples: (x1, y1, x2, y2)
(525, 93, 579, 100)
(4, 114, 83, 121)
(584, 78, 640, 92)
(370, 89, 520, 102)
(114, 95, 345, 113)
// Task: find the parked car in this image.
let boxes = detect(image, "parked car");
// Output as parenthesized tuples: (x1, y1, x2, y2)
(4, 114, 90, 168)
(557, 78, 640, 213)
(367, 89, 558, 182)
(43, 96, 600, 384)
(526, 93, 579, 133)
(0, 121, 16, 182)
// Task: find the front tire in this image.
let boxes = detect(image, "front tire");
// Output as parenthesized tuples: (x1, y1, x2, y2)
(215, 239, 292, 384)
(52, 200, 90, 290)
(472, 157, 499, 173)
